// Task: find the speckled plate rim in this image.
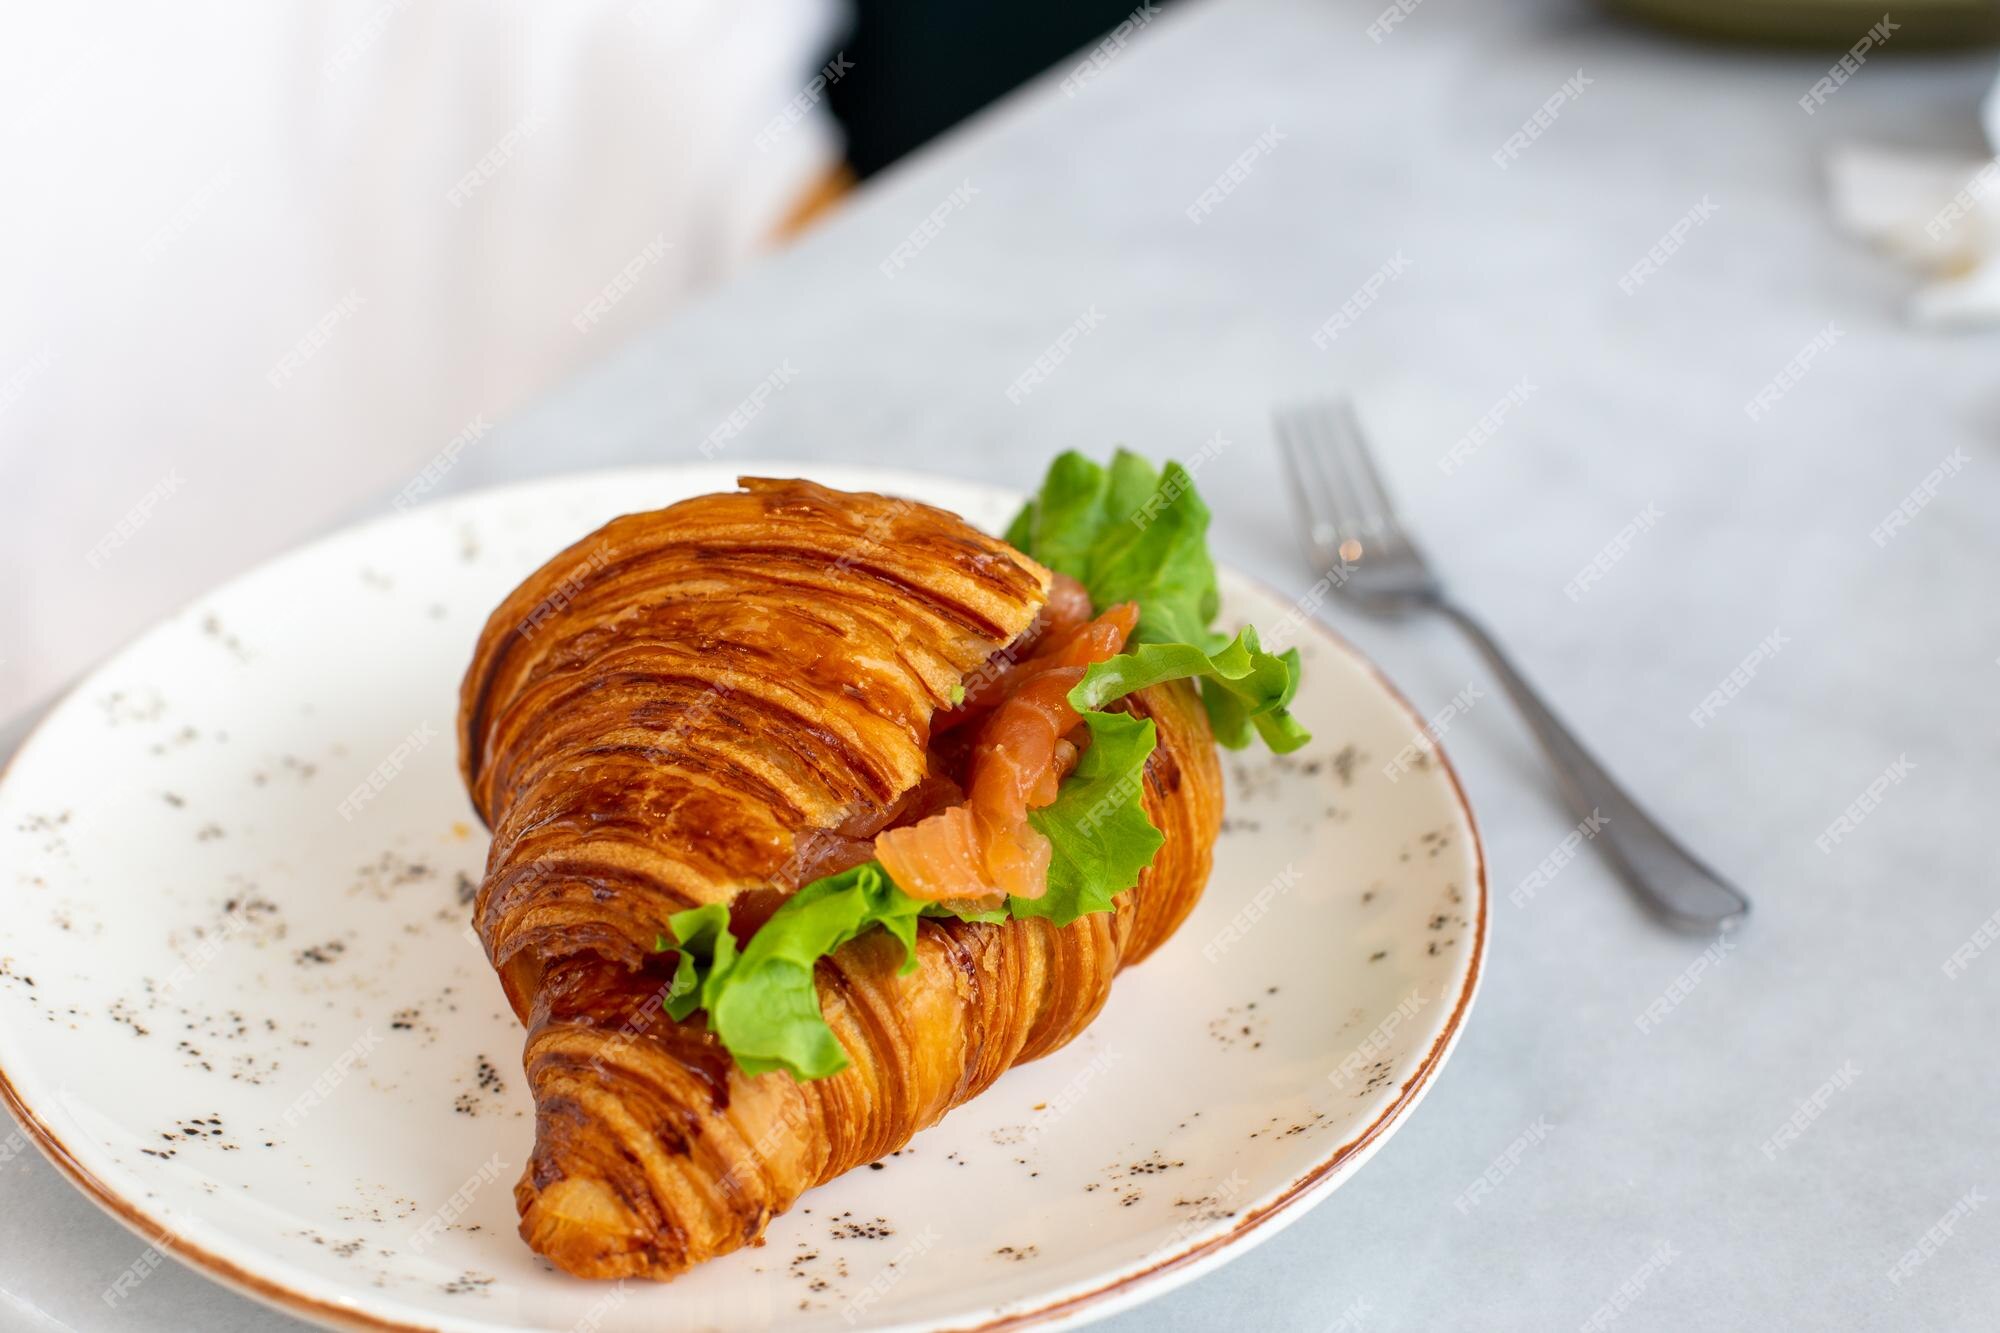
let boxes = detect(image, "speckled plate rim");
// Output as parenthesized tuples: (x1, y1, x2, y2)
(0, 463, 1488, 1333)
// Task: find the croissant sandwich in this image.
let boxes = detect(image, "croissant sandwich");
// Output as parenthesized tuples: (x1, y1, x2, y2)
(457, 451, 1309, 1280)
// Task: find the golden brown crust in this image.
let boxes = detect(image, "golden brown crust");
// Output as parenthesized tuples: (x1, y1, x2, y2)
(458, 478, 1224, 1281)
(460, 478, 1050, 1017)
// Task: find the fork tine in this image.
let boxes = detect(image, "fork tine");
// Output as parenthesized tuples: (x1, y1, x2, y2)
(1320, 399, 1403, 541)
(1276, 404, 1360, 564)
(1275, 407, 1324, 558)
(1297, 402, 1372, 545)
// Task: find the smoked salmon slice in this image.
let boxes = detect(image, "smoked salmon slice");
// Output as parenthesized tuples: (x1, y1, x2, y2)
(877, 595, 1139, 910)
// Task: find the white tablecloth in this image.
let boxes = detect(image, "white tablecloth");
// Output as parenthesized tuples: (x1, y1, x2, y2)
(0, 0, 842, 726)
(5, 0, 1998, 1328)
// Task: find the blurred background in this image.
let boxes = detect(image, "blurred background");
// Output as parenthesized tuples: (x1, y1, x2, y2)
(1, 0, 1996, 722)
(0, 0, 1188, 723)
(4, 3, 2000, 1330)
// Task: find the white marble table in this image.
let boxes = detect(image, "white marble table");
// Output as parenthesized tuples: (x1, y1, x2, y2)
(6, 0, 1998, 1327)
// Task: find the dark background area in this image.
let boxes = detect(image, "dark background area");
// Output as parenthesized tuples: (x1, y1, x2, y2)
(827, 0, 1999, 179)
(829, 0, 1182, 177)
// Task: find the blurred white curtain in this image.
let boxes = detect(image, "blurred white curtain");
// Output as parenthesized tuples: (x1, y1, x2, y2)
(0, 0, 845, 719)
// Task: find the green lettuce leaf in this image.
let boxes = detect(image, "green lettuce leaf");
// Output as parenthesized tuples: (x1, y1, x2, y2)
(1013, 710, 1165, 926)
(1005, 449, 1307, 749)
(1070, 627, 1311, 754)
(664, 863, 929, 1079)
(659, 907, 731, 1022)
(657, 712, 1167, 1078)
(1005, 449, 1218, 649)
(658, 449, 1309, 1081)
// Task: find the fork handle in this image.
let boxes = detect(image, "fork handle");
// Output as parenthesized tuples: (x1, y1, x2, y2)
(1430, 598, 1750, 931)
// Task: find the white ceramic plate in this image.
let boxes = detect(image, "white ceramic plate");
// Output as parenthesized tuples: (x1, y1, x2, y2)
(0, 465, 1484, 1332)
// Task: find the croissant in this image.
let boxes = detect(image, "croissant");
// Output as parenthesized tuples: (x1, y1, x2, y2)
(459, 476, 1225, 1280)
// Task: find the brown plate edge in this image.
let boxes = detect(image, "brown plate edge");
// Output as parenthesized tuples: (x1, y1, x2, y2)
(0, 559, 1488, 1333)
(942, 588, 1490, 1332)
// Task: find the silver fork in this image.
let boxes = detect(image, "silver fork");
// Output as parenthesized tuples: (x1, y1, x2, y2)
(1275, 399, 1749, 932)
